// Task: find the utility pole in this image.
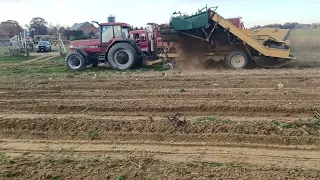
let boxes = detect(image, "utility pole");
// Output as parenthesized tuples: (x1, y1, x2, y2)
(24, 29, 29, 56)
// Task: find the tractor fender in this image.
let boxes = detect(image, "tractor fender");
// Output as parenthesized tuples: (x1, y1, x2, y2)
(72, 48, 89, 58)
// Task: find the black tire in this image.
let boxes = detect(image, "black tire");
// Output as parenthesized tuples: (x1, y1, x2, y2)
(65, 52, 86, 71)
(107, 43, 137, 70)
(86, 58, 99, 68)
(134, 57, 144, 68)
(226, 50, 250, 70)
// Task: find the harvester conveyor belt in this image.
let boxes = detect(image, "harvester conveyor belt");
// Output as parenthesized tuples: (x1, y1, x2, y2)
(210, 12, 294, 59)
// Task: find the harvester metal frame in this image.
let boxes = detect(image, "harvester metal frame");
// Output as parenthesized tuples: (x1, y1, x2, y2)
(159, 5, 295, 69)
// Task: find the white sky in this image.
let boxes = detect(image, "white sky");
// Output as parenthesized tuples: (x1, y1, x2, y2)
(0, 0, 319, 28)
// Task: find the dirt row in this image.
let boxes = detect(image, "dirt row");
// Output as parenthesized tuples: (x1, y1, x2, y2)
(2, 88, 320, 100)
(1, 152, 319, 180)
(0, 114, 319, 144)
(1, 67, 320, 179)
(1, 114, 320, 179)
(1, 98, 319, 118)
(1, 75, 320, 91)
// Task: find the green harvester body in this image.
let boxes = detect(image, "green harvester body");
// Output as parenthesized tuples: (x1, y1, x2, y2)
(170, 11, 209, 31)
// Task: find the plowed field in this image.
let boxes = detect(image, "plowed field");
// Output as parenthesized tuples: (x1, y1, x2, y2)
(1, 61, 320, 179)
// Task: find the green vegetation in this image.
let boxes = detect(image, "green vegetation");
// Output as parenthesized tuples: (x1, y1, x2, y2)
(0, 65, 68, 76)
(0, 152, 5, 160)
(0, 56, 35, 64)
(196, 117, 232, 124)
(88, 129, 100, 140)
(52, 175, 61, 180)
(117, 174, 127, 180)
(0, 46, 10, 56)
(201, 161, 224, 167)
(0, 55, 168, 77)
(1, 170, 22, 178)
(75, 163, 87, 170)
(271, 118, 320, 131)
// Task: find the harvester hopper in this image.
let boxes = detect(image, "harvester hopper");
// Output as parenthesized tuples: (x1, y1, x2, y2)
(159, 5, 295, 69)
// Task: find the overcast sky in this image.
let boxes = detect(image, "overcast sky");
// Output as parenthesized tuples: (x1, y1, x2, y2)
(0, 0, 319, 28)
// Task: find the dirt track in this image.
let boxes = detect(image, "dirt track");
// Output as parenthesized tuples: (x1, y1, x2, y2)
(1, 67, 320, 179)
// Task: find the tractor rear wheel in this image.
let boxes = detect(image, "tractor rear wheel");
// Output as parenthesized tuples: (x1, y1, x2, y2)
(226, 50, 250, 70)
(107, 43, 137, 70)
(65, 52, 86, 71)
(134, 57, 144, 68)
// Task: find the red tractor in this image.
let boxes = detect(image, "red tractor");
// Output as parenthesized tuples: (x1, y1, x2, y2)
(65, 21, 144, 71)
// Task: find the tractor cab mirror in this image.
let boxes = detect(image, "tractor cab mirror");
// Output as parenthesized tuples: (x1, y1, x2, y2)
(91, 21, 101, 27)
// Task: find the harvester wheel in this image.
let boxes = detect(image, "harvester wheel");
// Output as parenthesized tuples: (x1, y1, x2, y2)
(107, 43, 137, 70)
(226, 50, 250, 70)
(164, 62, 175, 70)
(65, 52, 86, 71)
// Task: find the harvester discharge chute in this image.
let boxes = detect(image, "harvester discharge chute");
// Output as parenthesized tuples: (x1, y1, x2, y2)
(159, 5, 295, 69)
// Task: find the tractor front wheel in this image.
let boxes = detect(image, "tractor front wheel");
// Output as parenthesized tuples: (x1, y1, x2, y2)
(226, 50, 250, 70)
(107, 43, 137, 70)
(65, 52, 86, 71)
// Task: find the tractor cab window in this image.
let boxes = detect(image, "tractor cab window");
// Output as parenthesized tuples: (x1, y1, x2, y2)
(141, 33, 147, 42)
(132, 34, 139, 41)
(121, 27, 129, 39)
(101, 25, 130, 42)
(113, 25, 122, 38)
(101, 26, 113, 42)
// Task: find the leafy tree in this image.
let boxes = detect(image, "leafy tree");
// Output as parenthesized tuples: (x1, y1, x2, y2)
(47, 23, 58, 35)
(89, 31, 95, 37)
(59, 27, 66, 34)
(47, 23, 54, 30)
(52, 27, 58, 34)
(252, 22, 300, 30)
(29, 17, 48, 37)
(0, 20, 23, 36)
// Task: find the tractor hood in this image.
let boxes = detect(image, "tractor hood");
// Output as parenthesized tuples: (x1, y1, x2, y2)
(70, 39, 100, 48)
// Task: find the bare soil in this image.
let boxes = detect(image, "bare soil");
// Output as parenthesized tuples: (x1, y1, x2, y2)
(1, 67, 320, 179)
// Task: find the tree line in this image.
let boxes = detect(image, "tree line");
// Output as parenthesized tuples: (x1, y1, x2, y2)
(0, 17, 148, 41)
(252, 22, 320, 29)
(0, 17, 69, 38)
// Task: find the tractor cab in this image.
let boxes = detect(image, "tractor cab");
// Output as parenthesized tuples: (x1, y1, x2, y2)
(129, 30, 149, 52)
(98, 22, 131, 43)
(129, 23, 164, 61)
(69, 22, 131, 53)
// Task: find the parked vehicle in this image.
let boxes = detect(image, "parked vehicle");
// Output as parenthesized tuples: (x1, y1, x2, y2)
(36, 41, 51, 52)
